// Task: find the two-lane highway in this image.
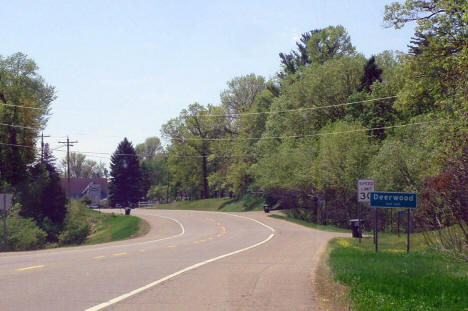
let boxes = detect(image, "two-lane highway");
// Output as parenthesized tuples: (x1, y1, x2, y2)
(0, 209, 348, 310)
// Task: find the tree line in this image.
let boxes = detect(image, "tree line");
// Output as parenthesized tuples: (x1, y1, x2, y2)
(148, 0, 466, 255)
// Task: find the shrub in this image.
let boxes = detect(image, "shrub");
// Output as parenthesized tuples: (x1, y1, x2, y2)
(80, 195, 92, 205)
(0, 216, 47, 251)
(58, 201, 90, 245)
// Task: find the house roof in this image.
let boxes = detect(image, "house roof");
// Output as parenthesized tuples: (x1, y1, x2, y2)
(60, 178, 108, 195)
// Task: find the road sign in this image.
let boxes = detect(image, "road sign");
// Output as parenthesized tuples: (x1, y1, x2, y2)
(370, 192, 417, 208)
(398, 210, 406, 215)
(0, 193, 12, 210)
(358, 179, 374, 203)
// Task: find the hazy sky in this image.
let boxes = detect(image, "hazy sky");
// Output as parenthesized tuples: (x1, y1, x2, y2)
(1, 0, 415, 165)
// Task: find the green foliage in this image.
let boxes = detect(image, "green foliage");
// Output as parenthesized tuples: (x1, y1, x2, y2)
(80, 195, 92, 205)
(270, 214, 350, 233)
(148, 197, 265, 212)
(147, 184, 167, 201)
(86, 213, 141, 244)
(0, 207, 47, 251)
(0, 52, 55, 187)
(58, 201, 90, 245)
(279, 25, 356, 74)
(109, 138, 142, 206)
(60, 152, 107, 178)
(328, 235, 468, 310)
(16, 144, 67, 241)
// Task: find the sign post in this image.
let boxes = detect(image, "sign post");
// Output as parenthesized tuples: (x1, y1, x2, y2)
(1, 193, 13, 252)
(357, 179, 374, 244)
(370, 192, 417, 253)
(407, 209, 411, 253)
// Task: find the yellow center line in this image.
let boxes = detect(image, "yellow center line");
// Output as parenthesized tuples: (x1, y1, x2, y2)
(167, 245, 176, 248)
(93, 255, 106, 259)
(16, 265, 44, 271)
(199, 239, 206, 243)
(193, 241, 199, 244)
(139, 249, 146, 252)
(112, 252, 128, 257)
(208, 237, 214, 240)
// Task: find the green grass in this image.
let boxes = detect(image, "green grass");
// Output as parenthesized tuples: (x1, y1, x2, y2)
(147, 196, 265, 212)
(327, 233, 468, 311)
(269, 214, 351, 233)
(85, 211, 145, 244)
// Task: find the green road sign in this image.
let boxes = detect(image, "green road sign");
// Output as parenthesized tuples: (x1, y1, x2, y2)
(370, 192, 417, 208)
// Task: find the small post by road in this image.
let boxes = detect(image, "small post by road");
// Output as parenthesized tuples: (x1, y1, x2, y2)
(3, 194, 6, 252)
(407, 209, 411, 253)
(398, 211, 400, 237)
(375, 208, 378, 252)
(1, 194, 12, 252)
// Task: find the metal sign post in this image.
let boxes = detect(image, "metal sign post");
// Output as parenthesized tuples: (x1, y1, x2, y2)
(357, 179, 374, 244)
(370, 192, 417, 253)
(1, 194, 13, 252)
(407, 209, 411, 253)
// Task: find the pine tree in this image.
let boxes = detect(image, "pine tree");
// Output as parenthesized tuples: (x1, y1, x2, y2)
(18, 144, 67, 241)
(359, 56, 383, 92)
(109, 138, 142, 207)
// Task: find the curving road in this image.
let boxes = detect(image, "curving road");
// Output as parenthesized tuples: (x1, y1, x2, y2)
(0, 209, 349, 311)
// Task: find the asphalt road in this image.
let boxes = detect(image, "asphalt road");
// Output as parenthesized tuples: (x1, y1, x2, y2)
(0, 209, 349, 311)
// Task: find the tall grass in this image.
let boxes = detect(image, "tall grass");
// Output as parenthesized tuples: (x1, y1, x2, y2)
(328, 234, 468, 311)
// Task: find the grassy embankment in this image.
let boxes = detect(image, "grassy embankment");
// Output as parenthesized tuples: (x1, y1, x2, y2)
(326, 233, 468, 311)
(83, 208, 149, 245)
(272, 214, 467, 310)
(269, 214, 350, 233)
(148, 196, 265, 212)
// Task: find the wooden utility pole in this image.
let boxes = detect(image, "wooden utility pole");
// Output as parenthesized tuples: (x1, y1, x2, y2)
(58, 137, 78, 199)
(40, 132, 50, 163)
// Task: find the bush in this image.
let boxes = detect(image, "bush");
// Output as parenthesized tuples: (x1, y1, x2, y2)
(0, 216, 47, 251)
(80, 195, 92, 205)
(58, 201, 90, 245)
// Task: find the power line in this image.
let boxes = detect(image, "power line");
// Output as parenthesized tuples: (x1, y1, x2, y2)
(0, 122, 38, 130)
(172, 120, 438, 141)
(0, 142, 35, 149)
(189, 96, 397, 118)
(0, 102, 47, 111)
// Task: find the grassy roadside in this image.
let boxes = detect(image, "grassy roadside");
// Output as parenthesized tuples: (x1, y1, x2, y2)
(81, 208, 148, 245)
(327, 234, 468, 311)
(147, 197, 265, 212)
(269, 214, 351, 233)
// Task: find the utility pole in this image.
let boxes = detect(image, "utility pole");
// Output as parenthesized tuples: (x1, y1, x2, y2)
(40, 132, 50, 163)
(58, 137, 78, 199)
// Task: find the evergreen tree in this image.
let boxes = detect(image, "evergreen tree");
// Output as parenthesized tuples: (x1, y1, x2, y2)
(17, 144, 67, 241)
(359, 56, 383, 92)
(109, 138, 142, 206)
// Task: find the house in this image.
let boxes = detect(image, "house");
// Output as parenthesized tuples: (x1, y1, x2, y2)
(60, 178, 108, 203)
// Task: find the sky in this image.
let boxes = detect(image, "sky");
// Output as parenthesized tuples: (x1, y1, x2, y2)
(1, 0, 415, 166)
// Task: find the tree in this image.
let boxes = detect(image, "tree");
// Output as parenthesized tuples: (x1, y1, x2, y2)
(279, 26, 356, 75)
(109, 138, 142, 206)
(0, 53, 55, 188)
(162, 104, 229, 199)
(17, 144, 67, 241)
(359, 56, 383, 92)
(384, 0, 468, 116)
(60, 152, 107, 178)
(135, 137, 163, 159)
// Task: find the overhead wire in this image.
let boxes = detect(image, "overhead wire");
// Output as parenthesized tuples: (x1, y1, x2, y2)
(171, 120, 438, 142)
(0, 102, 47, 111)
(188, 96, 397, 118)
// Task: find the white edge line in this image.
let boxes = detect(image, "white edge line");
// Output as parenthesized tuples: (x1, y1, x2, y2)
(227, 213, 275, 233)
(85, 214, 275, 311)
